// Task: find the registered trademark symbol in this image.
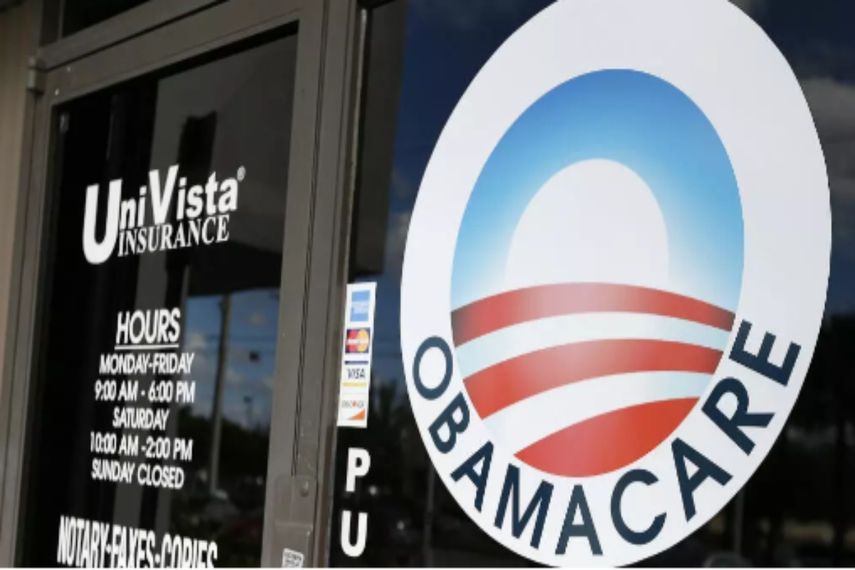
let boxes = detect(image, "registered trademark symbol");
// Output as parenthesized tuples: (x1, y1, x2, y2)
(237, 166, 246, 181)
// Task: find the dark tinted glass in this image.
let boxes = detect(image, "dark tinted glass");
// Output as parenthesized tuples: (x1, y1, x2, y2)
(62, 0, 151, 36)
(330, 0, 855, 566)
(21, 33, 297, 566)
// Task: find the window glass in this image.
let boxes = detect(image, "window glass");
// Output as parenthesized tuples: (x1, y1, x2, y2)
(21, 33, 297, 567)
(330, 0, 855, 566)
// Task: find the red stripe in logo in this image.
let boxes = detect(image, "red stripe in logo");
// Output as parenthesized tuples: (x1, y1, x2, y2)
(515, 398, 698, 477)
(451, 283, 735, 346)
(463, 339, 721, 418)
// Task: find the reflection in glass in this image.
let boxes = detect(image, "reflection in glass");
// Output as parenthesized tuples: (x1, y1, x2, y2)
(331, 0, 855, 567)
(21, 34, 296, 566)
(62, 0, 151, 36)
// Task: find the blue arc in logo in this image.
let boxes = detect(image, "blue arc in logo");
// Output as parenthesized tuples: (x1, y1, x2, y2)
(451, 69, 744, 312)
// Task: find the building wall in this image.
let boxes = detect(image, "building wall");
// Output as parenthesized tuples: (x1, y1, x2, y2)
(0, 0, 38, 393)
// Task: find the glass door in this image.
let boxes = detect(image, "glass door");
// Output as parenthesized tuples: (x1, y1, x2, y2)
(0, 0, 359, 565)
(20, 33, 297, 567)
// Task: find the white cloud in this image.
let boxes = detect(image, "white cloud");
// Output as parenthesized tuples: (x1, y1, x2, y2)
(413, 0, 532, 32)
(798, 78, 855, 263)
(831, 177, 855, 251)
(390, 167, 415, 201)
(226, 366, 245, 385)
(384, 210, 412, 276)
(802, 77, 855, 142)
(261, 374, 274, 389)
(729, 0, 768, 17)
(185, 331, 209, 352)
(247, 311, 269, 328)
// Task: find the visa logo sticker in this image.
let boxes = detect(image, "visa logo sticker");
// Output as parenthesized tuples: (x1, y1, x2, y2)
(337, 283, 377, 428)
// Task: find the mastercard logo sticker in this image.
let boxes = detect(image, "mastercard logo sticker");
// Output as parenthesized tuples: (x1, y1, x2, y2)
(345, 328, 371, 354)
(400, 0, 830, 566)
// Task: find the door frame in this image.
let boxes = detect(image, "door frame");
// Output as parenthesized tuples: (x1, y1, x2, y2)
(0, 0, 361, 565)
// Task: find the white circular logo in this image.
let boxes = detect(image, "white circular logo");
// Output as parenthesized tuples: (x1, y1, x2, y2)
(400, 0, 830, 566)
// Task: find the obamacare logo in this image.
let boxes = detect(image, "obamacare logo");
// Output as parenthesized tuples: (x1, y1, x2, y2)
(400, 0, 830, 566)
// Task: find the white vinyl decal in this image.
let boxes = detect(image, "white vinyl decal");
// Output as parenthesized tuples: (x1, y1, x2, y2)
(337, 282, 377, 428)
(400, 0, 830, 566)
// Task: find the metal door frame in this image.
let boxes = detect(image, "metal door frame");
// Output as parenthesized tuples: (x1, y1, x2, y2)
(0, 0, 362, 565)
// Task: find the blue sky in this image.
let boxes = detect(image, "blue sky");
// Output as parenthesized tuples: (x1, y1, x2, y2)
(182, 289, 279, 429)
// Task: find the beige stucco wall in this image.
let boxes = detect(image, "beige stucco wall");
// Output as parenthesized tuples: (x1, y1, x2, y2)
(0, 0, 38, 389)
(0, 3, 39, 560)
(0, 0, 38, 398)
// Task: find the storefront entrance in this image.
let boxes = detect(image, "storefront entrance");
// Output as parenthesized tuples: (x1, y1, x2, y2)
(0, 0, 361, 566)
(1, 0, 853, 567)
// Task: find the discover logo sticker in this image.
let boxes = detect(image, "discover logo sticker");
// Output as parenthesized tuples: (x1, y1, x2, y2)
(400, 0, 830, 566)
